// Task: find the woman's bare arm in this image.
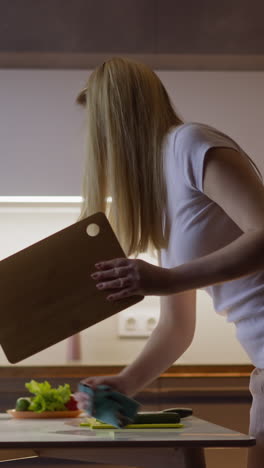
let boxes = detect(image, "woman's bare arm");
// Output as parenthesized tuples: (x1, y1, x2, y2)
(119, 289, 196, 397)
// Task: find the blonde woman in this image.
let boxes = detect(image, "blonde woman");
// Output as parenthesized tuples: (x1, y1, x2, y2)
(76, 57, 264, 468)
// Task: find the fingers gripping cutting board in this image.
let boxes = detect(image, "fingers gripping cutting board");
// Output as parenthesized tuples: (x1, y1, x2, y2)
(0, 212, 143, 363)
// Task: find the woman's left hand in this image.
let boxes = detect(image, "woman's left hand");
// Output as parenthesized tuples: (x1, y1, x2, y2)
(91, 258, 174, 301)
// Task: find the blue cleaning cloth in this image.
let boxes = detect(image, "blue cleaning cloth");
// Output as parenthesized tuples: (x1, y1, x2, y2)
(78, 383, 140, 428)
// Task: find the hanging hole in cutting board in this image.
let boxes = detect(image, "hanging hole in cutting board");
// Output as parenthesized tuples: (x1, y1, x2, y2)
(86, 223, 100, 237)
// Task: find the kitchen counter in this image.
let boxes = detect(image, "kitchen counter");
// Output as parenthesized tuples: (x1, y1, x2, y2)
(0, 365, 254, 468)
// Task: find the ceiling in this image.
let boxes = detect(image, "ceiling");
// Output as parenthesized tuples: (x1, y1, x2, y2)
(0, 0, 263, 69)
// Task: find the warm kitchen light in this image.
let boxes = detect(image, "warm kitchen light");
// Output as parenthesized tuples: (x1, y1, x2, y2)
(0, 196, 82, 203)
(0, 196, 112, 203)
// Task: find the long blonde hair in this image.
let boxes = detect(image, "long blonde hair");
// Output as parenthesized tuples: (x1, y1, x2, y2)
(76, 57, 184, 256)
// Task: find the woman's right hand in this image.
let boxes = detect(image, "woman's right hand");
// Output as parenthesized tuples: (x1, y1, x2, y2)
(73, 374, 130, 415)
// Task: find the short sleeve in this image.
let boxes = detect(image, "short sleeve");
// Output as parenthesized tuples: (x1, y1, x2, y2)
(175, 123, 241, 193)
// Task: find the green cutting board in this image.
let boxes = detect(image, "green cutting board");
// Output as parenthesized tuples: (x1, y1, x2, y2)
(80, 422, 184, 429)
(0, 212, 143, 363)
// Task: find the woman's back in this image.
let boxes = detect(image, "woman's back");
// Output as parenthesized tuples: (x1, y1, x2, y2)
(160, 122, 264, 366)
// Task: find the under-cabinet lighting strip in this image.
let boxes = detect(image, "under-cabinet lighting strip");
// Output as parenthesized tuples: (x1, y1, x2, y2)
(0, 196, 82, 203)
(0, 196, 112, 203)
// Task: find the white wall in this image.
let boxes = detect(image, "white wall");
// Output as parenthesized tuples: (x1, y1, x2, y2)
(1, 68, 263, 366)
(0, 69, 263, 195)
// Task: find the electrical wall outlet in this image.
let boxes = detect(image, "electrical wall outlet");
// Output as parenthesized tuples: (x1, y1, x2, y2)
(117, 308, 159, 338)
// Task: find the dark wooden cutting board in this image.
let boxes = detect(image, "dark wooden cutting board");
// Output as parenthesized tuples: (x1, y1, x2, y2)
(0, 212, 143, 363)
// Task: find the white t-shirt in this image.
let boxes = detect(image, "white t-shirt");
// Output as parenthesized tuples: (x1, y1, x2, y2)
(160, 122, 264, 367)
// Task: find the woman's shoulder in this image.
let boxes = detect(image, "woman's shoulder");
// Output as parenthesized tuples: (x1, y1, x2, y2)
(170, 121, 236, 147)
(172, 121, 218, 136)
(168, 121, 212, 140)
(167, 122, 214, 147)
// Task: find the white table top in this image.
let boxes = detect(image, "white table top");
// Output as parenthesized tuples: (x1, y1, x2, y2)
(0, 414, 255, 448)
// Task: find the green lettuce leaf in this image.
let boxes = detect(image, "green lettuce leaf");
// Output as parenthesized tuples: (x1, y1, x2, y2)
(25, 380, 71, 413)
